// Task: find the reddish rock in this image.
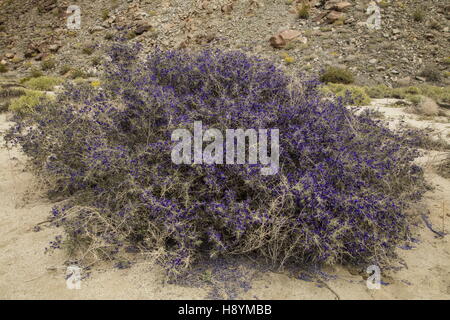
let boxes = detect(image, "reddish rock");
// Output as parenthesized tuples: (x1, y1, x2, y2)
(221, 3, 234, 14)
(270, 30, 307, 48)
(325, 1, 352, 11)
(326, 11, 345, 23)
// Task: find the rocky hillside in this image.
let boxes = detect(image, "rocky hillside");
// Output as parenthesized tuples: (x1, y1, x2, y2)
(0, 0, 449, 86)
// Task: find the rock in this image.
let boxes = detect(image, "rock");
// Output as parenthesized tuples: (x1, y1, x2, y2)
(221, 3, 233, 14)
(5, 52, 14, 59)
(369, 58, 377, 64)
(91, 25, 105, 33)
(269, 30, 307, 48)
(48, 44, 60, 52)
(326, 11, 344, 24)
(134, 24, 151, 35)
(415, 76, 426, 82)
(325, 1, 352, 11)
(24, 43, 40, 58)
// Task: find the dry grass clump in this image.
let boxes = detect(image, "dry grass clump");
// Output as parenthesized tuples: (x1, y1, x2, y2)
(409, 96, 439, 116)
(436, 154, 450, 179)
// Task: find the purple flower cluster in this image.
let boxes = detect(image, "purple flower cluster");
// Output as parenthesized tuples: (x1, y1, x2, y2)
(5, 43, 427, 276)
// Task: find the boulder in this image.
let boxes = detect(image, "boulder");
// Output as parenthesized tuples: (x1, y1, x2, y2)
(270, 30, 307, 48)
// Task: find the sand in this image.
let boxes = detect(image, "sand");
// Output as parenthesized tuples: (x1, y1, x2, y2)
(0, 101, 449, 300)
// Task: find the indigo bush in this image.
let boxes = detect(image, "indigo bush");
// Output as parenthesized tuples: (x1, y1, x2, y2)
(5, 44, 427, 277)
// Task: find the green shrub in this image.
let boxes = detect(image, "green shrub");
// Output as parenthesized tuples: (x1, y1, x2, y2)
(9, 90, 48, 114)
(413, 9, 424, 22)
(0, 64, 8, 73)
(20, 68, 44, 83)
(364, 85, 391, 98)
(101, 9, 109, 21)
(91, 56, 102, 66)
(41, 57, 56, 71)
(82, 46, 95, 55)
(320, 66, 354, 84)
(69, 68, 90, 79)
(297, 4, 310, 19)
(105, 32, 114, 40)
(22, 76, 62, 91)
(59, 65, 72, 75)
(322, 84, 371, 106)
(406, 94, 422, 104)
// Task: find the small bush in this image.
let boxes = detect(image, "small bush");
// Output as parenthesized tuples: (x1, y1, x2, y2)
(419, 65, 442, 82)
(320, 66, 354, 84)
(105, 32, 115, 40)
(82, 46, 95, 55)
(8, 90, 47, 114)
(69, 68, 90, 79)
(30, 67, 44, 78)
(23, 76, 62, 91)
(20, 68, 44, 83)
(5, 44, 427, 278)
(91, 56, 102, 66)
(0, 87, 25, 99)
(364, 85, 391, 98)
(412, 9, 424, 22)
(297, 4, 310, 19)
(101, 9, 109, 21)
(429, 19, 441, 31)
(436, 155, 450, 179)
(322, 84, 371, 106)
(41, 57, 56, 71)
(0, 64, 8, 73)
(59, 65, 72, 75)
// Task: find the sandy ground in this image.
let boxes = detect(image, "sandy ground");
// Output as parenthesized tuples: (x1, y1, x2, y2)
(0, 101, 449, 300)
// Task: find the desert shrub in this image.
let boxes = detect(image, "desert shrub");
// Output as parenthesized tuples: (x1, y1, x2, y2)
(5, 44, 427, 277)
(101, 9, 109, 21)
(69, 68, 90, 79)
(412, 8, 424, 22)
(91, 56, 102, 66)
(22, 76, 62, 91)
(436, 154, 450, 179)
(364, 85, 450, 104)
(8, 90, 48, 114)
(0, 64, 8, 73)
(59, 65, 72, 75)
(320, 66, 354, 84)
(0, 87, 25, 99)
(82, 46, 95, 55)
(364, 84, 391, 98)
(419, 65, 441, 82)
(297, 4, 310, 19)
(322, 84, 371, 106)
(404, 127, 450, 151)
(41, 57, 56, 71)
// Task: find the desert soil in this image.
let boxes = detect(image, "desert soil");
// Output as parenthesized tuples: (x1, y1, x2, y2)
(0, 101, 449, 300)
